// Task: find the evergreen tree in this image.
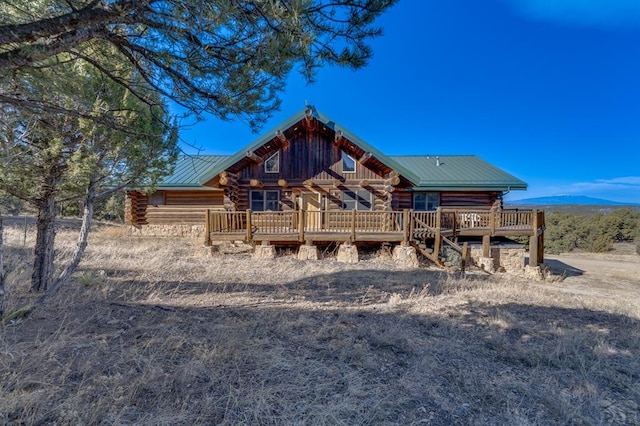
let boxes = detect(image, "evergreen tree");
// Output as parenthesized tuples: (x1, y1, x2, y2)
(0, 0, 397, 128)
(0, 52, 177, 294)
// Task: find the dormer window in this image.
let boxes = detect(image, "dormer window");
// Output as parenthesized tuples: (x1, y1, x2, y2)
(342, 151, 356, 173)
(265, 151, 279, 173)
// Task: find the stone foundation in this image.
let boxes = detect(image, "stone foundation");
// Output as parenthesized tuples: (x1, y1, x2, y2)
(336, 243, 359, 263)
(253, 244, 276, 259)
(127, 224, 204, 238)
(392, 245, 419, 268)
(297, 245, 319, 261)
(476, 256, 496, 273)
(469, 246, 526, 273)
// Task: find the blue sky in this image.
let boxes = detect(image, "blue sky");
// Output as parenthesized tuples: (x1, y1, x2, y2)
(175, 0, 640, 204)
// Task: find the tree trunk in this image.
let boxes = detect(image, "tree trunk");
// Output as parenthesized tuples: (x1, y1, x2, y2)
(45, 181, 96, 302)
(31, 174, 58, 292)
(0, 211, 5, 318)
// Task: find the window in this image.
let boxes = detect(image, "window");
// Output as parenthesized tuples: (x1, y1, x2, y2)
(342, 151, 356, 173)
(149, 191, 165, 206)
(264, 151, 279, 173)
(250, 190, 280, 211)
(343, 190, 372, 211)
(413, 192, 439, 211)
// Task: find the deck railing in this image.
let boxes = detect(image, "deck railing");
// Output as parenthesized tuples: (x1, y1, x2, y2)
(208, 210, 246, 233)
(252, 211, 298, 234)
(204, 208, 542, 245)
(499, 210, 535, 231)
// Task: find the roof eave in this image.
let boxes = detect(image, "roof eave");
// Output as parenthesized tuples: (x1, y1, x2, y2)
(411, 183, 528, 191)
(155, 185, 223, 191)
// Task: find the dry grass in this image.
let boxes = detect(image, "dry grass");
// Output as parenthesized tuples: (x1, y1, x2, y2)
(1, 222, 639, 425)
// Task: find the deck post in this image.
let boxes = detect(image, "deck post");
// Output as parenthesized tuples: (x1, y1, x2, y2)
(409, 209, 415, 239)
(402, 209, 410, 245)
(351, 209, 357, 242)
(540, 234, 545, 263)
(449, 208, 456, 236)
(204, 209, 211, 246)
(529, 209, 539, 266)
(298, 208, 305, 242)
(482, 235, 491, 258)
(489, 209, 497, 236)
(245, 209, 252, 243)
(461, 242, 469, 273)
(434, 207, 442, 261)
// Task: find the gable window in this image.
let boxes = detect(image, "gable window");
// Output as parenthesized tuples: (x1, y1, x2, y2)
(342, 151, 356, 173)
(250, 190, 280, 211)
(414, 192, 439, 211)
(264, 151, 279, 173)
(343, 190, 372, 211)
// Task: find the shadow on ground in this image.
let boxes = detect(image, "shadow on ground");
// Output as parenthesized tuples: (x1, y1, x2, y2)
(544, 258, 584, 277)
(2, 267, 638, 425)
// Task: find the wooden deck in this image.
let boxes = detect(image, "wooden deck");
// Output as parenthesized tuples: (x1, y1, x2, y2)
(205, 208, 546, 265)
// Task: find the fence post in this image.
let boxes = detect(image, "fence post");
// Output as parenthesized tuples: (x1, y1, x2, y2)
(204, 209, 211, 246)
(245, 209, 252, 243)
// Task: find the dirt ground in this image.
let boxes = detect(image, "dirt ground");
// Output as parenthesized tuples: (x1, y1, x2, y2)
(545, 243, 640, 301)
(1, 224, 639, 425)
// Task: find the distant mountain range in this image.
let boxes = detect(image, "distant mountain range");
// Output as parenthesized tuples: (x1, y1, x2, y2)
(508, 195, 638, 205)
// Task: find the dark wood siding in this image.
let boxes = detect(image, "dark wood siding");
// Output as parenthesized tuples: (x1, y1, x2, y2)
(240, 126, 386, 182)
(391, 190, 503, 211)
(391, 189, 413, 210)
(440, 191, 501, 208)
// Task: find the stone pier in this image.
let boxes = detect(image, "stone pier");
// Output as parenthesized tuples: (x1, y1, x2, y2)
(392, 245, 419, 268)
(253, 243, 276, 259)
(336, 243, 359, 263)
(297, 244, 319, 260)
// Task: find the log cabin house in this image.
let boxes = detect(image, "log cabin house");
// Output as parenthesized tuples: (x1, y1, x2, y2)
(126, 107, 545, 270)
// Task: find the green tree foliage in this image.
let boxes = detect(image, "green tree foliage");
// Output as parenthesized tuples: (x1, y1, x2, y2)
(544, 209, 640, 254)
(94, 193, 124, 222)
(0, 0, 397, 128)
(0, 51, 178, 293)
(0, 193, 23, 215)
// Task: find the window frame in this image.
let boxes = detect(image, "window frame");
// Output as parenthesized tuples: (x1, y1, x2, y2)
(413, 192, 440, 211)
(264, 151, 280, 174)
(250, 190, 280, 211)
(342, 151, 356, 174)
(342, 189, 372, 211)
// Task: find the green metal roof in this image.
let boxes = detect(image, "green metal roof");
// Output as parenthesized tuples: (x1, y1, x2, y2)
(158, 155, 227, 189)
(389, 155, 527, 191)
(196, 107, 422, 185)
(157, 109, 527, 193)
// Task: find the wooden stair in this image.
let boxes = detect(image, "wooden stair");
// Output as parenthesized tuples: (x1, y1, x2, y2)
(410, 240, 443, 266)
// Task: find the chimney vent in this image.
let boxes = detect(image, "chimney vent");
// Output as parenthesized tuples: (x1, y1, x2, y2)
(436, 156, 441, 166)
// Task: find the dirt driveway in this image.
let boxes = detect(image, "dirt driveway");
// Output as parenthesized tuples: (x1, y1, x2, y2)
(544, 243, 640, 300)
